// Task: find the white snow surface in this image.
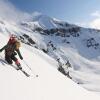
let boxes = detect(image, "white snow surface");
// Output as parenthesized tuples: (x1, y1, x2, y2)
(0, 33, 100, 100)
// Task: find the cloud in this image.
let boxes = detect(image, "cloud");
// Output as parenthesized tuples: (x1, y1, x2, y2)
(0, 0, 31, 22)
(76, 11, 100, 29)
(91, 11, 100, 17)
(89, 18, 100, 29)
(75, 19, 100, 29)
(88, 11, 100, 29)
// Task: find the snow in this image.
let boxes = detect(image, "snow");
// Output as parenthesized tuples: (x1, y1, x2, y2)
(1, 13, 100, 99)
(0, 34, 100, 100)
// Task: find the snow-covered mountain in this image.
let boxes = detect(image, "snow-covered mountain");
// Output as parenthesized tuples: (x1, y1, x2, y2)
(1, 13, 100, 95)
(0, 27, 100, 100)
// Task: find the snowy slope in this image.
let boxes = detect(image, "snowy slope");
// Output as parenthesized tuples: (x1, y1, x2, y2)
(0, 33, 100, 100)
(1, 13, 100, 93)
(18, 15, 100, 92)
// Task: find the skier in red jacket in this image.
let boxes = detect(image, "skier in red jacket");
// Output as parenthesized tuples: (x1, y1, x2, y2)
(0, 35, 23, 70)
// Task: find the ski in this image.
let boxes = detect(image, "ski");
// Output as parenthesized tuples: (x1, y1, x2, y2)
(0, 57, 36, 78)
(11, 65, 30, 77)
(18, 67, 39, 78)
(20, 69, 30, 77)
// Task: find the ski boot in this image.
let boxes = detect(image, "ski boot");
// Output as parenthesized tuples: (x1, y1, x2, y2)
(15, 60, 22, 70)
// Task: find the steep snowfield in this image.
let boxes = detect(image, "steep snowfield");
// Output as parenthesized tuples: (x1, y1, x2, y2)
(0, 33, 100, 100)
(60, 46, 100, 91)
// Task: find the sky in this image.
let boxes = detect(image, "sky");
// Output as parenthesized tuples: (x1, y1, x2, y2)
(1, 0, 100, 29)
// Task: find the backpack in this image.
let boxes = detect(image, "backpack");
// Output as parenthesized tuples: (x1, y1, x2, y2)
(5, 40, 21, 56)
(15, 41, 21, 50)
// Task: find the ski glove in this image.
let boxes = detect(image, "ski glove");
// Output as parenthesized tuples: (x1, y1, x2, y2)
(0, 45, 7, 52)
(0, 49, 2, 52)
(16, 49, 23, 60)
(20, 56, 23, 60)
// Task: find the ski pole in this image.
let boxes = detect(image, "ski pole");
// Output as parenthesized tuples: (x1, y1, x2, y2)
(23, 60, 38, 77)
(23, 60, 32, 71)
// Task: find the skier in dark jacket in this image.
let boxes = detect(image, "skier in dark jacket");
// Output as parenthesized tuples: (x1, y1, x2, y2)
(0, 35, 23, 70)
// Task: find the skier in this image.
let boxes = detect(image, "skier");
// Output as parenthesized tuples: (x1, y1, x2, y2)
(0, 34, 23, 70)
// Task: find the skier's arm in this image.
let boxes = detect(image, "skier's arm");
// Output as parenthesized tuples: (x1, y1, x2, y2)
(16, 49, 23, 60)
(0, 45, 7, 52)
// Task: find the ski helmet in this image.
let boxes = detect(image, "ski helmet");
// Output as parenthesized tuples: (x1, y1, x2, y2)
(9, 34, 17, 43)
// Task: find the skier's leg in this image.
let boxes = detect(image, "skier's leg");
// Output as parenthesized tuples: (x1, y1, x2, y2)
(5, 55, 13, 64)
(11, 54, 22, 69)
